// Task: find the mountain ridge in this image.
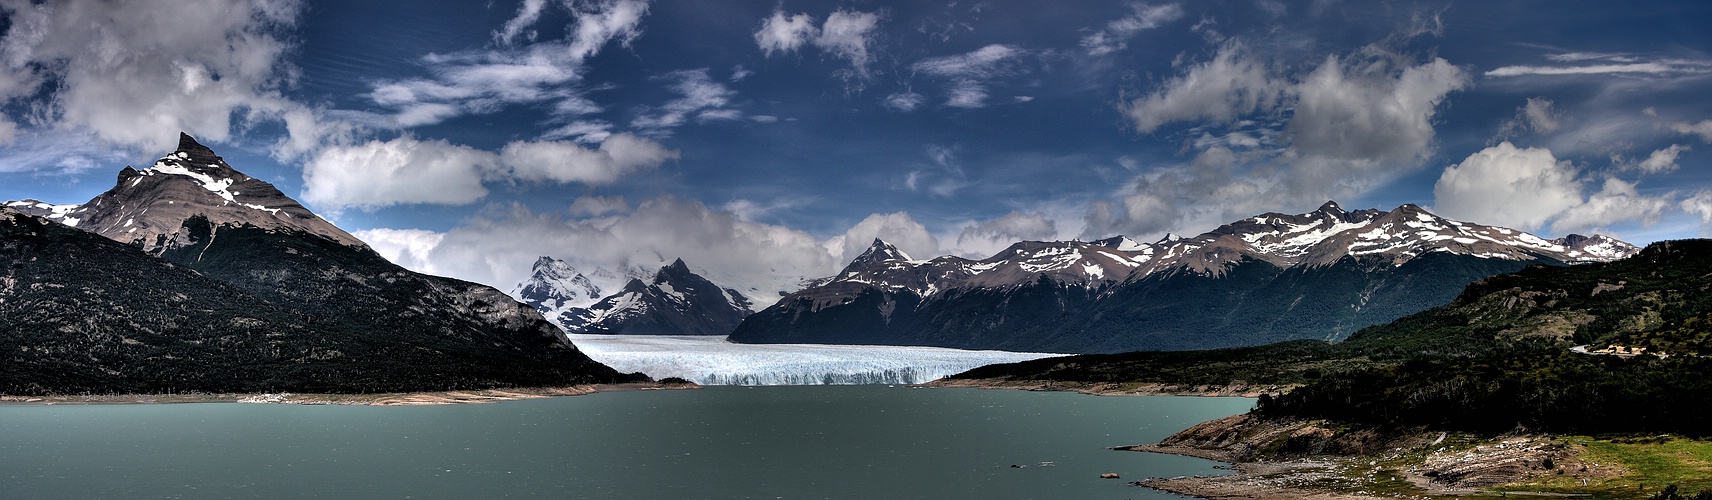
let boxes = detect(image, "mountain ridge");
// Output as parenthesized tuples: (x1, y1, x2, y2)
(729, 202, 1639, 353)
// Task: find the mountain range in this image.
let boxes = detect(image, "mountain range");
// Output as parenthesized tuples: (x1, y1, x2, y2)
(513, 256, 754, 335)
(1, 133, 639, 394)
(728, 201, 1638, 353)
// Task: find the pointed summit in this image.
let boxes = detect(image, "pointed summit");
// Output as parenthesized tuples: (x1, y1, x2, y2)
(1317, 200, 1344, 214)
(838, 239, 912, 276)
(175, 132, 224, 166)
(62, 132, 366, 252)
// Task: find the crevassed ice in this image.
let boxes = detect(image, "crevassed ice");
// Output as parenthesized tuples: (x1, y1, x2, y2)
(569, 334, 1066, 386)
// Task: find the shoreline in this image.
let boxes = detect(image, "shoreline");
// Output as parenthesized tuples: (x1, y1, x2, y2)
(0, 382, 700, 406)
(920, 377, 1290, 397)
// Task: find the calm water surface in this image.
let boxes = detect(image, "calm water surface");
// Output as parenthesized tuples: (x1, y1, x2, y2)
(0, 386, 1251, 499)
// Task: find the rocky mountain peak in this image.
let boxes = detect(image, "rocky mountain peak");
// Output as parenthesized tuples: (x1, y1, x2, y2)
(843, 238, 912, 272)
(54, 133, 366, 252)
(175, 132, 224, 165)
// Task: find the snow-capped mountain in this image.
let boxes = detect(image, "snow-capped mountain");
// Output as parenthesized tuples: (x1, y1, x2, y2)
(0, 133, 637, 393)
(43, 133, 365, 253)
(728, 201, 1640, 353)
(3, 200, 81, 226)
(515, 257, 754, 335)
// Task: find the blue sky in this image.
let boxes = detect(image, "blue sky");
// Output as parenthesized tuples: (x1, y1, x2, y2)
(1, 0, 1710, 296)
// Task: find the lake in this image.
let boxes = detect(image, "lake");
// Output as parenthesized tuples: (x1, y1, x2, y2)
(0, 386, 1251, 498)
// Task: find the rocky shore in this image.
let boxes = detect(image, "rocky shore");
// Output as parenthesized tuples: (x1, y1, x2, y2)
(0, 382, 700, 406)
(1119, 413, 1622, 499)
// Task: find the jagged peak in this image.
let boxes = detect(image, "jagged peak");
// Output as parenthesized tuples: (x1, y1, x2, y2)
(174, 132, 223, 165)
(857, 238, 911, 261)
(1316, 200, 1344, 214)
(1156, 232, 1183, 244)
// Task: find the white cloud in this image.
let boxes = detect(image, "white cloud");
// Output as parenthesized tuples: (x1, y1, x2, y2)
(1634, 144, 1690, 174)
(883, 92, 925, 112)
(944, 79, 988, 108)
(1550, 177, 1671, 234)
(1682, 190, 1712, 224)
(1500, 97, 1560, 137)
(752, 8, 883, 91)
(631, 68, 739, 132)
(542, 120, 614, 144)
(363, 0, 651, 129)
(1672, 120, 1712, 143)
(1486, 62, 1701, 77)
(354, 228, 446, 274)
(302, 137, 497, 210)
(1082, 146, 1272, 239)
(952, 211, 1059, 258)
(1287, 55, 1466, 165)
(1432, 142, 1582, 232)
(500, 133, 678, 185)
(0, 0, 310, 155)
(1121, 43, 1282, 134)
(828, 212, 939, 264)
(914, 44, 1022, 78)
(1111, 42, 1467, 226)
(815, 10, 882, 81)
(910, 44, 1024, 109)
(423, 197, 842, 305)
(1081, 3, 1186, 56)
(495, 0, 549, 44)
(754, 10, 818, 56)
(565, 0, 651, 62)
(569, 195, 630, 217)
(1521, 97, 1561, 133)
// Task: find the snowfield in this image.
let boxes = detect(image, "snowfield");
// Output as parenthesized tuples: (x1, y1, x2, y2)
(568, 335, 1068, 385)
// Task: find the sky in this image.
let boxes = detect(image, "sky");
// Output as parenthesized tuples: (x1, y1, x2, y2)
(1, 0, 1710, 299)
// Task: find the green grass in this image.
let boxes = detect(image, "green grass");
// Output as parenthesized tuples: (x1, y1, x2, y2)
(1497, 436, 1712, 499)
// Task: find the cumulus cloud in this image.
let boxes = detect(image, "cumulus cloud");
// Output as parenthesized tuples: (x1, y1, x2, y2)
(0, 0, 309, 154)
(754, 8, 882, 89)
(754, 10, 818, 56)
(1288, 55, 1465, 164)
(1499, 97, 1560, 137)
(1432, 142, 1583, 231)
(1672, 120, 1712, 143)
(1082, 146, 1271, 239)
(1683, 190, 1712, 224)
(354, 228, 446, 274)
(500, 133, 678, 184)
(302, 137, 497, 210)
(422, 198, 844, 305)
(303, 133, 674, 209)
(827, 212, 939, 264)
(1103, 42, 1468, 235)
(1433, 142, 1674, 234)
(1081, 3, 1186, 56)
(1122, 43, 1282, 134)
(569, 195, 631, 217)
(1633, 144, 1690, 174)
(816, 10, 882, 80)
(1550, 178, 1671, 234)
(952, 211, 1059, 258)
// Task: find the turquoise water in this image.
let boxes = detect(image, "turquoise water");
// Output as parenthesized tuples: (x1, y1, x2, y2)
(0, 386, 1251, 499)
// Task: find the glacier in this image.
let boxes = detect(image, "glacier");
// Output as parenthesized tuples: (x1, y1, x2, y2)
(567, 334, 1067, 386)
